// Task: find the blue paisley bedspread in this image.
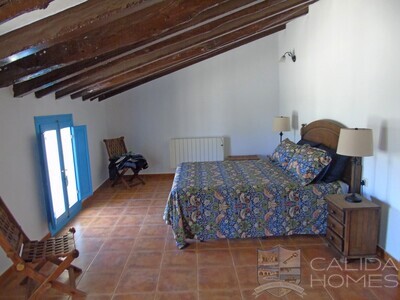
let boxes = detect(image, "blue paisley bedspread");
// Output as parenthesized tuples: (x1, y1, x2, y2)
(163, 158, 342, 249)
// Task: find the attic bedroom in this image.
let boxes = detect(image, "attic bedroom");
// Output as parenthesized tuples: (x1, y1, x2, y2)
(0, 0, 399, 299)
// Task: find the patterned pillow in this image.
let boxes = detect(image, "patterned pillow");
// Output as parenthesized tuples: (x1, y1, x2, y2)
(286, 145, 332, 185)
(271, 138, 301, 168)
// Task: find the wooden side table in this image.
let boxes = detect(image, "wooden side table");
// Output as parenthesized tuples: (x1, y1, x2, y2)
(325, 194, 380, 261)
(226, 155, 259, 161)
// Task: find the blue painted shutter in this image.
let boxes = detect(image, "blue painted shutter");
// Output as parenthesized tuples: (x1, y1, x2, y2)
(71, 125, 93, 201)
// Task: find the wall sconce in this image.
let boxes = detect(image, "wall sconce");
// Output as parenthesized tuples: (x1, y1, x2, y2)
(280, 50, 296, 62)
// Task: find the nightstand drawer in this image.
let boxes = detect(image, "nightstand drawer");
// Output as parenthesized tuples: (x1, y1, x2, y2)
(327, 203, 344, 223)
(327, 215, 344, 238)
(326, 228, 343, 252)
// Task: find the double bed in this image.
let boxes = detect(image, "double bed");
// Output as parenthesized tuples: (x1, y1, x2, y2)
(164, 120, 354, 249)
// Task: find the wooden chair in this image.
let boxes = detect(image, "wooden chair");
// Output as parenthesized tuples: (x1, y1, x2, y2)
(103, 136, 146, 188)
(0, 197, 85, 299)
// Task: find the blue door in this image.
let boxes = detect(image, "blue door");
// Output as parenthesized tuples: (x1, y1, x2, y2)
(35, 115, 92, 235)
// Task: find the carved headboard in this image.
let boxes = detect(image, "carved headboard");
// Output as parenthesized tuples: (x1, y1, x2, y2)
(300, 119, 360, 193)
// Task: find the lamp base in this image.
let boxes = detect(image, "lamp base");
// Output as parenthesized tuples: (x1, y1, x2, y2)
(345, 193, 362, 203)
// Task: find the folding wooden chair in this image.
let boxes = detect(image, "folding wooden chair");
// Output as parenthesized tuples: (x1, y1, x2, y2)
(103, 136, 146, 188)
(0, 197, 85, 299)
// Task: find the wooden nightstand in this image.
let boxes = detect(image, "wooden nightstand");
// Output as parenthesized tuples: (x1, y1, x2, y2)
(325, 194, 380, 262)
(226, 155, 259, 161)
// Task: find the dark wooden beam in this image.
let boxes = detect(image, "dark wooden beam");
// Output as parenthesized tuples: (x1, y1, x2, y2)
(0, 0, 161, 65)
(0, 0, 55, 24)
(74, 6, 307, 100)
(96, 25, 287, 101)
(47, 0, 313, 99)
(1, 0, 256, 87)
(28, 0, 313, 99)
(23, 0, 269, 97)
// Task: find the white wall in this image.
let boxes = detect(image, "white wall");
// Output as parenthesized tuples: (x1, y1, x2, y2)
(278, 0, 400, 260)
(0, 88, 109, 272)
(106, 35, 280, 173)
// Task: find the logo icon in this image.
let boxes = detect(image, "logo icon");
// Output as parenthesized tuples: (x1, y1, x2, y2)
(254, 246, 305, 298)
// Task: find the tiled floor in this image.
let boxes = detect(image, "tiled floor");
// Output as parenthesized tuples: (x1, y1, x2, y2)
(1, 175, 399, 299)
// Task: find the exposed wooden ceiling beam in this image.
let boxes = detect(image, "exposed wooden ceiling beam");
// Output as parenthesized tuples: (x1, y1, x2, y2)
(96, 25, 287, 102)
(0, 0, 55, 24)
(80, 7, 307, 101)
(0, 0, 161, 65)
(46, 0, 312, 99)
(1, 0, 318, 101)
(23, 0, 313, 99)
(1, 0, 257, 87)
(16, 0, 267, 97)
(74, 6, 307, 101)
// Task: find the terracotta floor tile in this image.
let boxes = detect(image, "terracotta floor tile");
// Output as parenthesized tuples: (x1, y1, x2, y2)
(197, 239, 229, 250)
(242, 288, 289, 300)
(290, 235, 327, 246)
(2, 175, 397, 300)
(99, 207, 126, 216)
(111, 226, 141, 238)
(165, 238, 197, 251)
(156, 291, 198, 300)
(113, 193, 135, 200)
(75, 237, 105, 253)
(81, 226, 113, 239)
(235, 265, 259, 289)
(108, 198, 131, 206)
(78, 272, 121, 294)
(67, 216, 95, 228)
(325, 284, 379, 300)
(231, 248, 258, 266)
(101, 238, 135, 253)
(199, 290, 242, 300)
(126, 251, 163, 269)
(83, 295, 113, 300)
(78, 207, 102, 217)
(87, 250, 129, 273)
(133, 237, 166, 251)
(370, 284, 400, 299)
(139, 225, 168, 237)
(124, 207, 149, 215)
(162, 250, 197, 268)
(197, 249, 233, 266)
(131, 192, 154, 200)
(90, 216, 120, 227)
(285, 285, 332, 300)
(228, 238, 261, 248)
(116, 269, 159, 293)
(301, 244, 339, 266)
(198, 267, 239, 290)
(147, 207, 165, 215)
(158, 268, 197, 291)
(113, 293, 155, 300)
(151, 199, 167, 207)
(73, 252, 98, 272)
(117, 215, 145, 226)
(259, 236, 295, 248)
(128, 199, 152, 207)
(143, 214, 165, 225)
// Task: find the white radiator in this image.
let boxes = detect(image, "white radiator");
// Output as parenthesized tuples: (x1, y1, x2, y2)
(169, 137, 225, 168)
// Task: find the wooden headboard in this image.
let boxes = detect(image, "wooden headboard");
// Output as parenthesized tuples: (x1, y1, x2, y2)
(300, 119, 360, 193)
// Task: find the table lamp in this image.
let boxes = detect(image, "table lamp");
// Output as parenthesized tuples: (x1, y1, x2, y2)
(336, 128, 373, 203)
(273, 116, 291, 143)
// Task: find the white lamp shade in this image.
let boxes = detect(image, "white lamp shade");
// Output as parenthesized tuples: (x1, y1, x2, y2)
(273, 116, 291, 132)
(337, 128, 373, 157)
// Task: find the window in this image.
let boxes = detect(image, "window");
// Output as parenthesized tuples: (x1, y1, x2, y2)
(34, 114, 92, 235)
